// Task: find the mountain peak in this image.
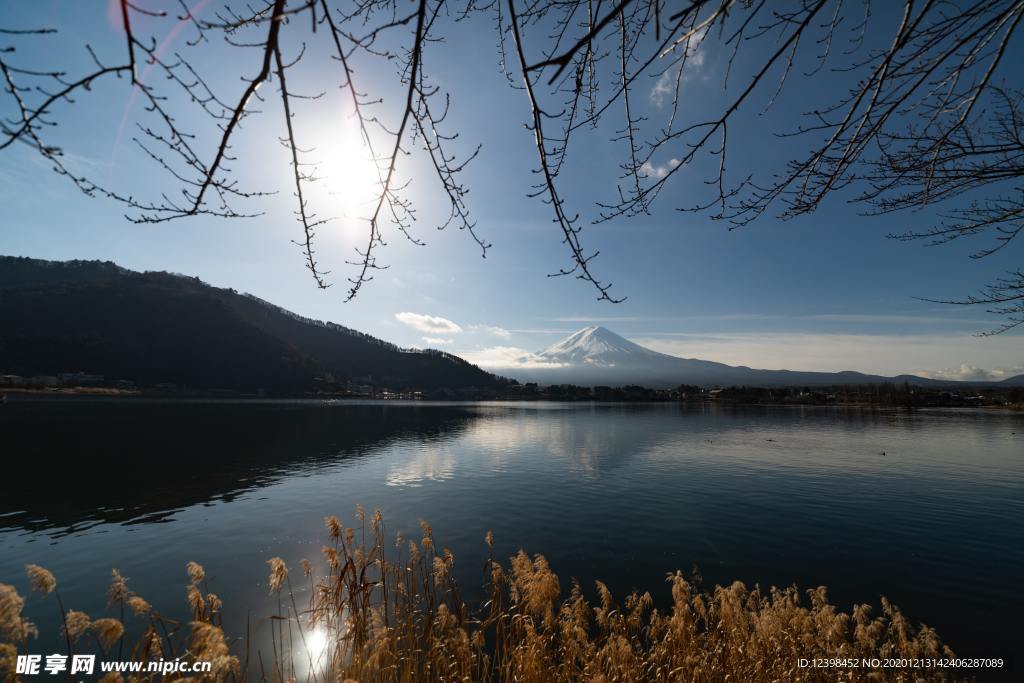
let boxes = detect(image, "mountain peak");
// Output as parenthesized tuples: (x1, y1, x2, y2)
(537, 326, 665, 367)
(566, 325, 612, 341)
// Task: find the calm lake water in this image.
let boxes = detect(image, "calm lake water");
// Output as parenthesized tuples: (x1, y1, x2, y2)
(2, 400, 1022, 678)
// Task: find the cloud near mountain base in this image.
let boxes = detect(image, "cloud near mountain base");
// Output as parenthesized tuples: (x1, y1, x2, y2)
(919, 364, 1024, 382)
(459, 346, 568, 370)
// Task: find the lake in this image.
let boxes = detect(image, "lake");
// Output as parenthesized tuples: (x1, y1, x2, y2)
(1, 400, 1022, 678)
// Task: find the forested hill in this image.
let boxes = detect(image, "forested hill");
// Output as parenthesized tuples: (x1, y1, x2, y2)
(0, 256, 503, 392)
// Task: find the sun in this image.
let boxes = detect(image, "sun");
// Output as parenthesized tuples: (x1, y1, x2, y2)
(310, 114, 382, 220)
(306, 626, 329, 663)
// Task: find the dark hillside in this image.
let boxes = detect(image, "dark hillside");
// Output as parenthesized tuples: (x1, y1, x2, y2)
(0, 256, 500, 392)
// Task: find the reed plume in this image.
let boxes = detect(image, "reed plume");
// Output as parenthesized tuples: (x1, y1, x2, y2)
(189, 622, 239, 678)
(107, 570, 130, 605)
(0, 584, 36, 642)
(90, 618, 124, 650)
(24, 566, 55, 597)
(325, 516, 342, 540)
(127, 596, 151, 617)
(0, 642, 17, 680)
(187, 584, 206, 617)
(62, 610, 91, 642)
(267, 558, 288, 594)
(187, 562, 206, 585)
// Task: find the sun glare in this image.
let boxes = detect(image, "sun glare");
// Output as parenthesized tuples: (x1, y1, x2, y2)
(305, 626, 330, 670)
(312, 115, 381, 219)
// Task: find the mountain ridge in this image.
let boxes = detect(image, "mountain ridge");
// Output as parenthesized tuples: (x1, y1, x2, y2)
(516, 325, 1021, 388)
(0, 256, 503, 392)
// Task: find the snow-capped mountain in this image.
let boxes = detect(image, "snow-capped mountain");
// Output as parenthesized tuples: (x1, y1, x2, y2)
(509, 326, 947, 388)
(535, 326, 674, 367)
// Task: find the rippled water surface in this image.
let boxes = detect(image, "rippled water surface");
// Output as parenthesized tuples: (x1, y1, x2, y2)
(2, 400, 1022, 676)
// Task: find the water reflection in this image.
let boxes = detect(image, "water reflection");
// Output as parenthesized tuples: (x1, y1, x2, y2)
(455, 403, 684, 476)
(1, 400, 478, 535)
(387, 444, 457, 486)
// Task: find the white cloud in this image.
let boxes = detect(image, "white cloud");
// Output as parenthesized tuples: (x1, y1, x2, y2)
(459, 346, 567, 369)
(919, 364, 1024, 382)
(639, 157, 680, 179)
(650, 70, 675, 108)
(650, 27, 707, 107)
(469, 324, 512, 338)
(422, 336, 454, 346)
(395, 312, 462, 334)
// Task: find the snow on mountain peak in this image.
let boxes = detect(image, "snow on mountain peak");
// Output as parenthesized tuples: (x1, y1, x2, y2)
(536, 326, 666, 367)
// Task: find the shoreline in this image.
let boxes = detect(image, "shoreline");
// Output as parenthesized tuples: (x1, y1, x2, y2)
(3, 388, 1021, 411)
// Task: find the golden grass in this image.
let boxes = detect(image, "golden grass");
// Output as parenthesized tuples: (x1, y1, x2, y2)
(1, 507, 962, 682)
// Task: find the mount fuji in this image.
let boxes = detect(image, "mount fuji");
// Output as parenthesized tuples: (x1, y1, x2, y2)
(534, 325, 677, 368)
(508, 326, 949, 388)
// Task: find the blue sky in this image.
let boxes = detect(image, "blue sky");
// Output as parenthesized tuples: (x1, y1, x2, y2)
(2, 1, 1021, 380)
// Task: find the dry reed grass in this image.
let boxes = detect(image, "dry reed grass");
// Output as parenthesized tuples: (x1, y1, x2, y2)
(1, 507, 962, 682)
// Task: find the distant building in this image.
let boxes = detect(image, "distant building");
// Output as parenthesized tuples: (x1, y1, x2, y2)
(60, 372, 105, 387)
(345, 382, 375, 397)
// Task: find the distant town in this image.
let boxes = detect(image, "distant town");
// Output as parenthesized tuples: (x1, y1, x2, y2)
(2, 371, 1022, 408)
